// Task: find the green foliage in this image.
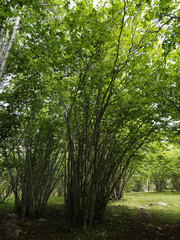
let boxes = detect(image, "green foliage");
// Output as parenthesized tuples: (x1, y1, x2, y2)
(0, 0, 180, 228)
(129, 142, 180, 192)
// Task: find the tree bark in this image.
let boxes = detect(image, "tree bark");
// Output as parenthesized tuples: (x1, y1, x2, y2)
(0, 16, 20, 81)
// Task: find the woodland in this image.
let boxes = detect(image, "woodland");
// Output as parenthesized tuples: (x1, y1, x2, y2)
(0, 0, 180, 232)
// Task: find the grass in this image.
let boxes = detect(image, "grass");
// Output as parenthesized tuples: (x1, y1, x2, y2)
(110, 191, 180, 224)
(0, 195, 14, 211)
(0, 191, 180, 240)
(47, 195, 64, 206)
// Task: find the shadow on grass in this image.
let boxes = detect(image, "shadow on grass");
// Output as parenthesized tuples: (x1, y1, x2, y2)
(0, 194, 180, 240)
(104, 202, 180, 240)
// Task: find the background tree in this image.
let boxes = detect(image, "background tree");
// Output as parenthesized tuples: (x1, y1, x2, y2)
(165, 144, 180, 191)
(128, 142, 180, 192)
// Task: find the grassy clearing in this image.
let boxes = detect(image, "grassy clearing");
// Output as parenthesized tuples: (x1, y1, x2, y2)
(110, 191, 180, 224)
(0, 191, 180, 240)
(47, 195, 64, 206)
(0, 195, 14, 212)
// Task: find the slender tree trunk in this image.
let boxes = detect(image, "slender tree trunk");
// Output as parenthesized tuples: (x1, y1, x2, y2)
(0, 16, 20, 81)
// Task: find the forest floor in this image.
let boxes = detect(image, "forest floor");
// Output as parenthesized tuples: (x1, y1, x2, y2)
(0, 191, 180, 240)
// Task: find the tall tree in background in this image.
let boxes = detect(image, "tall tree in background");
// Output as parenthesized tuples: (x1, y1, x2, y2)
(0, 16, 20, 81)
(0, 0, 60, 142)
(0, 0, 39, 82)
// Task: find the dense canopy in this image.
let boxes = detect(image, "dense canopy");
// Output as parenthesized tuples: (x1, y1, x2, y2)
(0, 0, 179, 227)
